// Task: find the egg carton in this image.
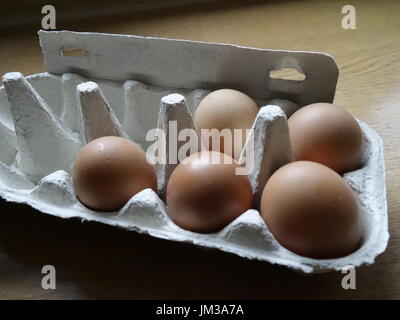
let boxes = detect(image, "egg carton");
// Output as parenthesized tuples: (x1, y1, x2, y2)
(0, 31, 388, 273)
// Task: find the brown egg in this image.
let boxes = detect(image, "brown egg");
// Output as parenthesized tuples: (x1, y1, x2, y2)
(166, 151, 253, 233)
(194, 89, 259, 160)
(73, 136, 157, 212)
(260, 161, 362, 259)
(288, 103, 363, 174)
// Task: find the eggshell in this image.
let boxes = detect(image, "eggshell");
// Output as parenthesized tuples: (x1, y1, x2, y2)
(73, 136, 157, 211)
(194, 89, 259, 160)
(166, 151, 253, 233)
(261, 161, 362, 259)
(288, 103, 363, 174)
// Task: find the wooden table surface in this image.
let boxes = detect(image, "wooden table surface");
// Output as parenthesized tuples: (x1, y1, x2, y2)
(0, 0, 399, 299)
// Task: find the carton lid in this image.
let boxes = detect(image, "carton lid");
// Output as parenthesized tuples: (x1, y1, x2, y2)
(39, 30, 338, 105)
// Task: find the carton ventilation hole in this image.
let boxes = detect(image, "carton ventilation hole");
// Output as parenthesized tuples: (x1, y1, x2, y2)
(269, 68, 306, 81)
(60, 48, 86, 58)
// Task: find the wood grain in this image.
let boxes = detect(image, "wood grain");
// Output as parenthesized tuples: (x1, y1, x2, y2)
(0, 0, 218, 28)
(0, 0, 399, 299)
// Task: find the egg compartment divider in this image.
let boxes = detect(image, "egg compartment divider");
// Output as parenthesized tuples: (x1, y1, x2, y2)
(0, 31, 388, 273)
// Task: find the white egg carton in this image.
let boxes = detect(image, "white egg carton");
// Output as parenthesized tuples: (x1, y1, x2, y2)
(0, 31, 388, 273)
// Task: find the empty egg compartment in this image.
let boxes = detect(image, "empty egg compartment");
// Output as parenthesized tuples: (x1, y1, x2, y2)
(0, 30, 388, 273)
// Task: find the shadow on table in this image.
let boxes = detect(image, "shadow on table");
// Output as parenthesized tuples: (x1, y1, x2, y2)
(0, 197, 391, 299)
